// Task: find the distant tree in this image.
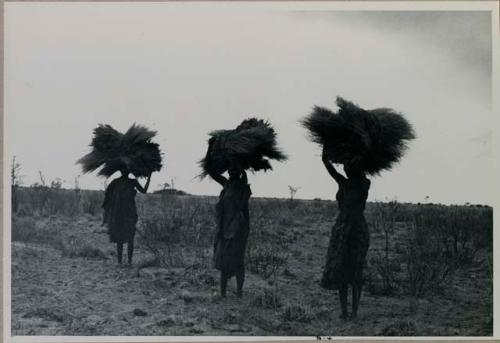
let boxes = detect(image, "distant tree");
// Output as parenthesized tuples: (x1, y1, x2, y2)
(11, 156, 22, 213)
(288, 185, 300, 201)
(160, 182, 171, 190)
(38, 170, 47, 187)
(50, 177, 64, 189)
(74, 175, 81, 193)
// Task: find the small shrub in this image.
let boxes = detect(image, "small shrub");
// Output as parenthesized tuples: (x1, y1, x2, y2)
(11, 216, 60, 246)
(403, 220, 459, 296)
(135, 255, 161, 270)
(137, 196, 211, 268)
(247, 242, 289, 279)
(11, 217, 37, 242)
(281, 303, 313, 323)
(56, 238, 108, 259)
(81, 191, 103, 217)
(251, 287, 283, 310)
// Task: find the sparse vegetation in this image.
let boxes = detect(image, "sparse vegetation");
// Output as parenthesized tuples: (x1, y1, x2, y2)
(11, 188, 493, 336)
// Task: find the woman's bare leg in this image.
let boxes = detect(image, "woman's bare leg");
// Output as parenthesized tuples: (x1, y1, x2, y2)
(117, 243, 123, 264)
(220, 271, 228, 298)
(351, 283, 359, 319)
(357, 282, 363, 303)
(339, 284, 348, 319)
(127, 240, 134, 265)
(236, 268, 245, 298)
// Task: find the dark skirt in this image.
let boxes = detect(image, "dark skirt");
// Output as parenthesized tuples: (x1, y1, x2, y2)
(214, 233, 248, 277)
(321, 214, 369, 290)
(103, 178, 138, 244)
(108, 216, 137, 243)
(108, 211, 137, 243)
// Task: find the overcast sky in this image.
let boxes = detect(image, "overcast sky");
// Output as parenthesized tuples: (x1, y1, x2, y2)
(5, 3, 494, 205)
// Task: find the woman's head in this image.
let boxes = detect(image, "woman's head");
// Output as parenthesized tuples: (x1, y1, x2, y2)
(227, 164, 243, 180)
(344, 163, 363, 179)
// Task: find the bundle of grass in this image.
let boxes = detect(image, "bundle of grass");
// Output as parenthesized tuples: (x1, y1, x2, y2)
(302, 97, 415, 174)
(78, 123, 163, 177)
(200, 118, 287, 177)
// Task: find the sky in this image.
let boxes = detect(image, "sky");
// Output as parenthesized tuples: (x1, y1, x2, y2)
(5, 3, 495, 205)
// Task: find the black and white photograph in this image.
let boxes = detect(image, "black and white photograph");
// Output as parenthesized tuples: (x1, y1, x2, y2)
(4, 1, 499, 339)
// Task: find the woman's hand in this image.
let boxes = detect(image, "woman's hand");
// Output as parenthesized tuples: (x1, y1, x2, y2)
(135, 172, 152, 194)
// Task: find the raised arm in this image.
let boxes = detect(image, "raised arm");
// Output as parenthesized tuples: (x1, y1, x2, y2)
(322, 151, 346, 185)
(208, 171, 228, 187)
(134, 174, 151, 194)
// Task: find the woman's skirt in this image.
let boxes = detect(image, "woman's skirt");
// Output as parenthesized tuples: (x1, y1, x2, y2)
(214, 234, 248, 277)
(320, 215, 369, 290)
(108, 215, 137, 244)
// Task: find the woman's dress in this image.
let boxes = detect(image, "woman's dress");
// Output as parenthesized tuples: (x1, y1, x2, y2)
(214, 178, 252, 277)
(321, 177, 370, 290)
(102, 177, 138, 244)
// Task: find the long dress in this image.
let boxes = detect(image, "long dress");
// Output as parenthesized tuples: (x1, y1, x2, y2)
(102, 177, 138, 244)
(213, 178, 252, 277)
(321, 176, 370, 290)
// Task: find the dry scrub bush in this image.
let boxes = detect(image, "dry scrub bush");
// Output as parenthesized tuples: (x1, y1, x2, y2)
(16, 186, 103, 218)
(54, 237, 108, 259)
(402, 204, 492, 296)
(246, 201, 290, 280)
(251, 287, 283, 310)
(367, 201, 401, 295)
(281, 303, 314, 323)
(364, 202, 492, 298)
(137, 194, 215, 268)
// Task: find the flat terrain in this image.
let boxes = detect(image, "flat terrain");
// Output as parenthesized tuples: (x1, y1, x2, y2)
(11, 189, 493, 336)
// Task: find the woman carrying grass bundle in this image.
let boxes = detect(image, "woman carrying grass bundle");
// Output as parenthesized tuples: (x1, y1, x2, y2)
(201, 118, 286, 298)
(78, 123, 162, 266)
(302, 97, 415, 319)
(102, 169, 151, 265)
(320, 153, 370, 319)
(210, 165, 251, 298)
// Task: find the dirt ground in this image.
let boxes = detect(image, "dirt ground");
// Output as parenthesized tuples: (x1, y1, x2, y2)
(11, 208, 492, 336)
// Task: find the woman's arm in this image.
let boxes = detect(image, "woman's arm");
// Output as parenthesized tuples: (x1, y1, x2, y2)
(322, 151, 346, 185)
(134, 174, 151, 194)
(208, 171, 228, 187)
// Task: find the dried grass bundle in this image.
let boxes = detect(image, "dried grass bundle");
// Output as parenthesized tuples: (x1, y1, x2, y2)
(78, 123, 163, 178)
(200, 118, 287, 177)
(302, 97, 415, 174)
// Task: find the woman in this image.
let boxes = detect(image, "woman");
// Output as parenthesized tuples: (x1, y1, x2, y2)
(320, 150, 370, 320)
(209, 165, 251, 298)
(102, 168, 151, 265)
